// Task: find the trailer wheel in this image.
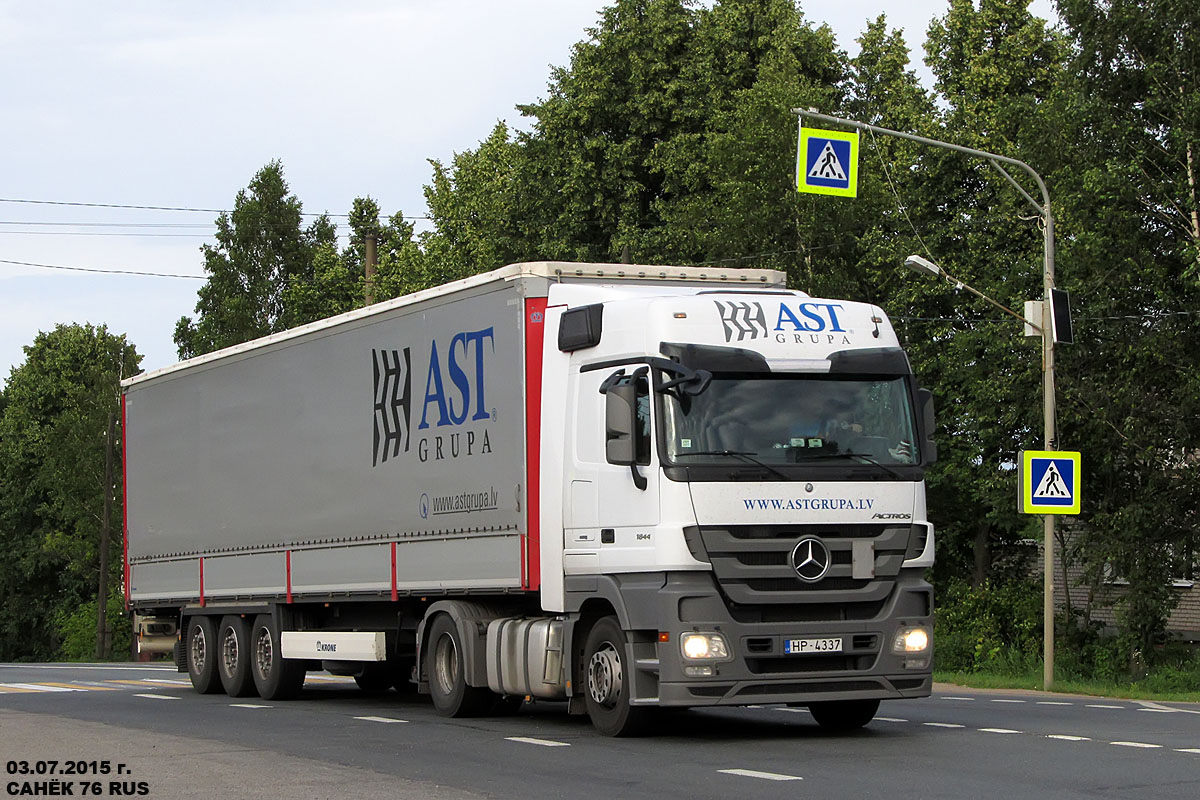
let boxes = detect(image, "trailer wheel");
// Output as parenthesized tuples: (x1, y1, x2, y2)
(582, 616, 650, 737)
(217, 615, 256, 697)
(185, 616, 222, 694)
(425, 614, 491, 717)
(250, 615, 305, 700)
(808, 699, 880, 731)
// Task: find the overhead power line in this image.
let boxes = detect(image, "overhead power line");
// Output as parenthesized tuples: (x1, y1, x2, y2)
(0, 197, 431, 221)
(0, 258, 205, 280)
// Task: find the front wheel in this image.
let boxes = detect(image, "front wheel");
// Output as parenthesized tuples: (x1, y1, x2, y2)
(425, 614, 492, 717)
(250, 614, 305, 700)
(808, 698, 880, 731)
(582, 616, 650, 737)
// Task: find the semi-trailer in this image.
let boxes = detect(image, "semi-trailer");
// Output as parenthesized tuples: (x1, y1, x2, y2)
(124, 261, 936, 736)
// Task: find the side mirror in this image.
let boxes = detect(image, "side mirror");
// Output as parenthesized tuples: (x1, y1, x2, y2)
(918, 388, 937, 465)
(605, 383, 639, 466)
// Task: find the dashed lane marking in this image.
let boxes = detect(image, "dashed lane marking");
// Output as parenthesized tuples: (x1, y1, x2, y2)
(140, 678, 191, 686)
(990, 699, 1026, 704)
(133, 693, 179, 700)
(941, 696, 974, 701)
(1046, 735, 1091, 742)
(1111, 741, 1162, 749)
(1086, 704, 1124, 710)
(354, 716, 408, 724)
(230, 703, 271, 709)
(875, 717, 908, 723)
(1176, 749, 1200, 755)
(979, 728, 1022, 734)
(0, 683, 83, 692)
(1037, 701, 1073, 706)
(505, 737, 570, 747)
(924, 722, 965, 728)
(718, 769, 802, 782)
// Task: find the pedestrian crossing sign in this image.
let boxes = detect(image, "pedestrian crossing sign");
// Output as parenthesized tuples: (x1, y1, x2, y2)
(796, 125, 859, 197)
(1019, 450, 1082, 515)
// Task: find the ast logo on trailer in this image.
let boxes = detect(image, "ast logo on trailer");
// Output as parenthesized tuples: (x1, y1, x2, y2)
(796, 125, 859, 198)
(372, 348, 412, 466)
(1019, 450, 1082, 515)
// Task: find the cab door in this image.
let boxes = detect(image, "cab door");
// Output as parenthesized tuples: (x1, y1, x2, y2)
(563, 365, 660, 574)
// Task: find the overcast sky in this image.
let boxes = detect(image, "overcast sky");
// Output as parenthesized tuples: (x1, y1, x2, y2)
(0, 0, 1057, 382)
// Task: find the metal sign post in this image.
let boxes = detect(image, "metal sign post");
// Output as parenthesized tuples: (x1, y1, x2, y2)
(794, 108, 1061, 688)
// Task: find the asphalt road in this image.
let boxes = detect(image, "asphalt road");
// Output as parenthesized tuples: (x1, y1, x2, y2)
(1, 663, 1197, 799)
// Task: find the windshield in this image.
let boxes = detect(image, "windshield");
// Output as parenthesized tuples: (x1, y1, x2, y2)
(662, 374, 918, 466)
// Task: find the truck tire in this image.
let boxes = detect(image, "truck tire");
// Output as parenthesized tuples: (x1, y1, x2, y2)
(217, 615, 256, 697)
(353, 662, 393, 693)
(582, 616, 650, 737)
(808, 699, 880, 731)
(185, 616, 222, 694)
(250, 615, 305, 700)
(425, 614, 491, 717)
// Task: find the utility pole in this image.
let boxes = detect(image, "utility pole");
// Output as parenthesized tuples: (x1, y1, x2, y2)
(96, 409, 115, 660)
(794, 108, 1059, 688)
(364, 234, 378, 306)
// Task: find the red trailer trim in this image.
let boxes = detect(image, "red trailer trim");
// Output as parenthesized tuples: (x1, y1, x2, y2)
(199, 557, 206, 607)
(523, 298, 548, 591)
(390, 541, 398, 601)
(286, 550, 293, 604)
(122, 394, 130, 609)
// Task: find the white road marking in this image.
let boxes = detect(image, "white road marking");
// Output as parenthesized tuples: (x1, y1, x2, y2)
(1037, 701, 1073, 706)
(942, 696, 974, 701)
(133, 693, 179, 700)
(876, 717, 908, 723)
(1046, 735, 1091, 741)
(979, 728, 1022, 734)
(0, 683, 83, 692)
(1110, 741, 1161, 749)
(1176, 749, 1200, 755)
(1086, 704, 1124, 710)
(354, 716, 408, 724)
(990, 699, 1026, 704)
(505, 737, 570, 747)
(774, 707, 808, 713)
(1137, 701, 1200, 715)
(718, 769, 802, 782)
(230, 703, 271, 709)
(140, 678, 191, 686)
(924, 722, 965, 728)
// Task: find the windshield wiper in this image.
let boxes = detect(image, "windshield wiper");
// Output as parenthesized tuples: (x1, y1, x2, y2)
(674, 450, 792, 481)
(793, 451, 904, 479)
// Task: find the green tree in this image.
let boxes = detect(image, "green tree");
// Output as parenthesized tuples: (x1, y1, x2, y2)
(174, 161, 340, 358)
(0, 324, 141, 660)
(1049, 0, 1200, 655)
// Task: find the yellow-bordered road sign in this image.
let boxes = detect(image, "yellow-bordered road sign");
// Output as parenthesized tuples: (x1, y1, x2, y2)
(1019, 450, 1082, 515)
(796, 125, 859, 197)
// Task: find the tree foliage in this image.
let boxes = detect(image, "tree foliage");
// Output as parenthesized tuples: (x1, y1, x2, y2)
(0, 325, 140, 660)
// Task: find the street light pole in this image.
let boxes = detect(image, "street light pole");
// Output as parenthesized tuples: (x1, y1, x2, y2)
(795, 109, 1059, 688)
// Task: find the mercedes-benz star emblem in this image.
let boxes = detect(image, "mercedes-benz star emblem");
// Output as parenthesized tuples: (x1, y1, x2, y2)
(790, 537, 831, 583)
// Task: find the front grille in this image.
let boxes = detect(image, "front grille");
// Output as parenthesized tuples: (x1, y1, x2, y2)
(698, 524, 914, 619)
(746, 655, 875, 674)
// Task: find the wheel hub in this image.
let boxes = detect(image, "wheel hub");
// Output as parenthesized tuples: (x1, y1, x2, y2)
(222, 629, 239, 674)
(190, 628, 206, 674)
(587, 644, 622, 707)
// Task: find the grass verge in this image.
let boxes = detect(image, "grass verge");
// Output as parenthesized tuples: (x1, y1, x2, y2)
(934, 670, 1200, 703)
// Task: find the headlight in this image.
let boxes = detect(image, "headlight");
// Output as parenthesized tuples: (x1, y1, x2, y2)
(892, 626, 930, 654)
(680, 632, 729, 660)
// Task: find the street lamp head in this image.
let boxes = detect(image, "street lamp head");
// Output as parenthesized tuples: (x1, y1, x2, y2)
(904, 254, 942, 278)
